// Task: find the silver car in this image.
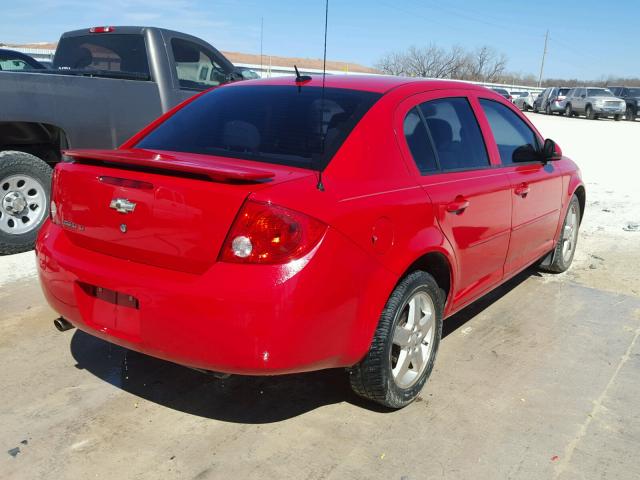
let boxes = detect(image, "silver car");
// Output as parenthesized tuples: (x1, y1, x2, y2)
(564, 87, 626, 120)
(514, 91, 537, 110)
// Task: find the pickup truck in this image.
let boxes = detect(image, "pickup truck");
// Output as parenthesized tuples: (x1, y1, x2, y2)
(0, 26, 241, 254)
(608, 86, 640, 121)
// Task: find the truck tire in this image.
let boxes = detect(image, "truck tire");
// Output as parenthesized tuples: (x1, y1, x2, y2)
(0, 151, 52, 255)
(349, 271, 444, 409)
(626, 106, 636, 121)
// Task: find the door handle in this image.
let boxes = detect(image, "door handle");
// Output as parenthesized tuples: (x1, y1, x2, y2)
(514, 183, 530, 197)
(446, 196, 470, 214)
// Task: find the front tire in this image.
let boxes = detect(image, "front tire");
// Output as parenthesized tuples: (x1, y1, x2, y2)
(0, 151, 52, 255)
(539, 195, 581, 273)
(586, 105, 596, 120)
(349, 271, 444, 409)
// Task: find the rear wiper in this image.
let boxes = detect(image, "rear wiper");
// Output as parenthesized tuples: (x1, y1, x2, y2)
(54, 69, 150, 81)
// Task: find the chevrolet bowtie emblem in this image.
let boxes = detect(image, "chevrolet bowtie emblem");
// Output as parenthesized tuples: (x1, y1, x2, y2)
(110, 198, 136, 214)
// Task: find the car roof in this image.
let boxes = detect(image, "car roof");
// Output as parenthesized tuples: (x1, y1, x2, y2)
(225, 74, 492, 94)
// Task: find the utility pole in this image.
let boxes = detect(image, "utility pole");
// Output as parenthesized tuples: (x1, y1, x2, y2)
(537, 30, 549, 88)
(260, 16, 264, 78)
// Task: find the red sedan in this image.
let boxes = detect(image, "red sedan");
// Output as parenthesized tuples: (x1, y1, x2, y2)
(36, 75, 585, 408)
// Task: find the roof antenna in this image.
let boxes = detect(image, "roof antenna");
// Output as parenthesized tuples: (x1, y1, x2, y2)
(294, 65, 311, 83)
(316, 0, 329, 192)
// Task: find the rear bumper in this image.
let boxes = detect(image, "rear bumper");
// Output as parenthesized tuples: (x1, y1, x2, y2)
(36, 221, 395, 375)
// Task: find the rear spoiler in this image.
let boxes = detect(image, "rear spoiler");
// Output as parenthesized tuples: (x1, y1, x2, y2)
(63, 149, 276, 183)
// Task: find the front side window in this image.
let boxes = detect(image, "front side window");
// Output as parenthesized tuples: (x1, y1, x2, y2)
(171, 38, 229, 91)
(419, 97, 489, 171)
(479, 99, 539, 164)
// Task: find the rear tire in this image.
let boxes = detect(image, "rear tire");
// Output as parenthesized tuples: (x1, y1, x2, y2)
(614, 114, 622, 121)
(565, 104, 573, 117)
(0, 151, 52, 255)
(349, 271, 444, 409)
(539, 195, 581, 274)
(545, 104, 552, 115)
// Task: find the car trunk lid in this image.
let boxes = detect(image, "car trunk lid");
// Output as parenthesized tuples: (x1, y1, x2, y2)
(54, 149, 312, 274)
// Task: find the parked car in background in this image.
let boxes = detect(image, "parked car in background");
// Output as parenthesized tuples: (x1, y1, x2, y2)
(514, 91, 536, 110)
(0, 48, 46, 71)
(564, 87, 626, 120)
(608, 86, 640, 121)
(235, 66, 260, 80)
(491, 87, 513, 102)
(0, 26, 240, 254)
(38, 76, 585, 409)
(533, 86, 571, 114)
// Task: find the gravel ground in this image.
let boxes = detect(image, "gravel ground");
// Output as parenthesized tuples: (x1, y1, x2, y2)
(1, 112, 639, 480)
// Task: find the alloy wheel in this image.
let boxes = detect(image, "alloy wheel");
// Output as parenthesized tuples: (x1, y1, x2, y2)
(390, 291, 436, 389)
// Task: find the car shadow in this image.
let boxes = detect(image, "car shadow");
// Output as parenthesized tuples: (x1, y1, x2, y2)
(70, 267, 541, 423)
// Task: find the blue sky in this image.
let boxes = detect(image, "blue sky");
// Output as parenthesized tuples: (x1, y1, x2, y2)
(2, 0, 638, 80)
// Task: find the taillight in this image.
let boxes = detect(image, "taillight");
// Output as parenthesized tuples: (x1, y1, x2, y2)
(220, 200, 327, 264)
(89, 26, 115, 33)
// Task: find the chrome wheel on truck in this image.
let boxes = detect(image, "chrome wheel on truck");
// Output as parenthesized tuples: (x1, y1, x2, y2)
(0, 151, 51, 255)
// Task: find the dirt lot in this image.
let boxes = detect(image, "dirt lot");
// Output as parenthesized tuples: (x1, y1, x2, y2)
(1, 113, 639, 480)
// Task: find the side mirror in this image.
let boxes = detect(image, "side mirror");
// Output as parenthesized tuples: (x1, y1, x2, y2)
(542, 138, 562, 161)
(512, 144, 539, 163)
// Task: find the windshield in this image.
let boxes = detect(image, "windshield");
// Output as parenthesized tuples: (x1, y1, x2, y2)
(587, 88, 613, 97)
(53, 34, 150, 79)
(136, 85, 382, 170)
(558, 88, 570, 96)
(627, 88, 640, 96)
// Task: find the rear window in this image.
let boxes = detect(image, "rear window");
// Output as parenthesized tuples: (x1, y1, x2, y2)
(53, 34, 150, 79)
(587, 88, 612, 97)
(558, 88, 571, 95)
(136, 85, 382, 169)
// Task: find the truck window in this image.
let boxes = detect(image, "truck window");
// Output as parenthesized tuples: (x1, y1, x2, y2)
(53, 34, 150, 79)
(171, 38, 228, 91)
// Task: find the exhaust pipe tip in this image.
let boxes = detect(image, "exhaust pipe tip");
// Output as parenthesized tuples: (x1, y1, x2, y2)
(54, 317, 75, 332)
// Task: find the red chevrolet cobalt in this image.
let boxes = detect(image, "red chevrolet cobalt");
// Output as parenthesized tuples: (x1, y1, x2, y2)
(36, 75, 584, 408)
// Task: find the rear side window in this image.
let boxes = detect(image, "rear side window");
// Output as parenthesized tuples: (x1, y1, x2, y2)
(171, 38, 229, 91)
(53, 34, 150, 79)
(479, 99, 539, 164)
(419, 97, 489, 171)
(403, 108, 438, 173)
(136, 85, 381, 169)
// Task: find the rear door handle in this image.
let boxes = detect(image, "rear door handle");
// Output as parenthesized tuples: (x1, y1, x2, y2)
(514, 183, 530, 197)
(446, 196, 470, 214)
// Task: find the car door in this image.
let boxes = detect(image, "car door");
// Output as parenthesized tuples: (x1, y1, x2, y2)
(397, 91, 512, 309)
(574, 88, 586, 112)
(477, 98, 563, 275)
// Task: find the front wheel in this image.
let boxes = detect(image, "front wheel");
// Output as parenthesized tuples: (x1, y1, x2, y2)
(614, 114, 622, 121)
(539, 195, 581, 273)
(349, 271, 444, 409)
(586, 105, 596, 120)
(0, 151, 52, 255)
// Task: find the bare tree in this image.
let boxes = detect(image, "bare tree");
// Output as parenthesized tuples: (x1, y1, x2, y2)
(376, 43, 507, 82)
